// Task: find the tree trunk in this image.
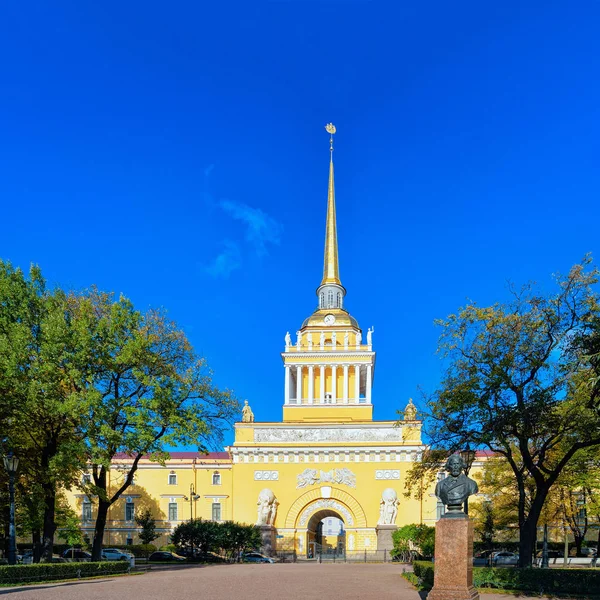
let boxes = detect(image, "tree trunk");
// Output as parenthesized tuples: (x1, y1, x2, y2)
(92, 499, 110, 561)
(40, 482, 56, 562)
(32, 529, 41, 563)
(518, 488, 549, 568)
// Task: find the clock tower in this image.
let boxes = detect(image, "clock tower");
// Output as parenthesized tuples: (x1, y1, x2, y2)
(281, 124, 375, 422)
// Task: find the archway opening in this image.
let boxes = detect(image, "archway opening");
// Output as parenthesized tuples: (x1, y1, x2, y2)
(305, 509, 346, 559)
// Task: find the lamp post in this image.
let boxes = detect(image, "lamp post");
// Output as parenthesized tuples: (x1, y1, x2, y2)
(3, 453, 19, 566)
(460, 444, 476, 515)
(183, 484, 200, 558)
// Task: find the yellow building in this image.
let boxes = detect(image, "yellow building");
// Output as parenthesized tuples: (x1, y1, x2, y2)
(67, 125, 467, 554)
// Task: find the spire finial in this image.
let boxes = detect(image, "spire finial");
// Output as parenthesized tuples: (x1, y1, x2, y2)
(325, 123, 336, 156)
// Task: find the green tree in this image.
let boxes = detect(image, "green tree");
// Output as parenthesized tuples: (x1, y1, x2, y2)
(391, 524, 435, 561)
(406, 259, 600, 567)
(171, 518, 220, 555)
(216, 522, 261, 562)
(0, 262, 88, 561)
(135, 508, 160, 546)
(70, 290, 238, 560)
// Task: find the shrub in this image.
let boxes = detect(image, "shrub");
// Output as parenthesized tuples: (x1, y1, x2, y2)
(413, 561, 435, 589)
(411, 562, 600, 595)
(0, 562, 129, 585)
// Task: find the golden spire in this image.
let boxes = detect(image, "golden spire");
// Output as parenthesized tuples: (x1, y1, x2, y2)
(321, 123, 341, 286)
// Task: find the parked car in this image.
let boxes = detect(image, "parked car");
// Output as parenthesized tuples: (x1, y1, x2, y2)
(148, 551, 186, 562)
(492, 551, 519, 566)
(242, 552, 274, 564)
(582, 547, 598, 557)
(62, 549, 92, 561)
(51, 555, 67, 563)
(473, 550, 494, 566)
(19, 551, 34, 564)
(101, 548, 133, 561)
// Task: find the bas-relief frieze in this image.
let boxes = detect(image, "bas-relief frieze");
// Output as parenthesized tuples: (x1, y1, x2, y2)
(298, 499, 354, 527)
(254, 427, 404, 443)
(254, 470, 279, 481)
(297, 468, 356, 489)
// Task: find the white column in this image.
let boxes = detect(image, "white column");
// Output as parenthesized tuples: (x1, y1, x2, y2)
(366, 364, 373, 404)
(296, 366, 302, 404)
(354, 365, 360, 403)
(284, 365, 290, 404)
(308, 366, 314, 404)
(343, 365, 349, 404)
(331, 365, 337, 404)
(320, 365, 325, 404)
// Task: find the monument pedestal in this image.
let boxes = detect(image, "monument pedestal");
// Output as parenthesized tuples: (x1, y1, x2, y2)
(376, 524, 397, 551)
(258, 525, 276, 557)
(428, 516, 479, 600)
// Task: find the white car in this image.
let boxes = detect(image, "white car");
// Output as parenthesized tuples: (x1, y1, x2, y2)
(493, 551, 519, 566)
(101, 548, 133, 561)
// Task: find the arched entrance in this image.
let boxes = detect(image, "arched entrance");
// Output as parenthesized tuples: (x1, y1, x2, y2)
(305, 509, 346, 558)
(285, 487, 367, 558)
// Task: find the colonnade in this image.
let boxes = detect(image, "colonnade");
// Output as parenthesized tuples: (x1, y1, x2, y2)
(284, 364, 372, 405)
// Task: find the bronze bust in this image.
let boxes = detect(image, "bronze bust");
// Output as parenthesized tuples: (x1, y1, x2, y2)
(435, 455, 478, 517)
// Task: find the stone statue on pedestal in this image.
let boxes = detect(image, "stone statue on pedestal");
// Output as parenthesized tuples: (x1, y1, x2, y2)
(285, 331, 291, 348)
(367, 327, 374, 346)
(256, 488, 278, 526)
(356, 331, 362, 348)
(403, 398, 417, 421)
(296, 331, 302, 349)
(435, 455, 478, 516)
(241, 400, 254, 423)
(377, 488, 399, 525)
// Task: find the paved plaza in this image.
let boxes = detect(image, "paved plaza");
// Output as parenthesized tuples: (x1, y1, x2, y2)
(2, 563, 542, 600)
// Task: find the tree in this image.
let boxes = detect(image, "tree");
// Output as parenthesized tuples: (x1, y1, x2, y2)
(406, 259, 600, 567)
(391, 524, 435, 561)
(171, 518, 220, 555)
(135, 508, 160, 546)
(0, 262, 87, 561)
(216, 521, 261, 562)
(70, 290, 238, 561)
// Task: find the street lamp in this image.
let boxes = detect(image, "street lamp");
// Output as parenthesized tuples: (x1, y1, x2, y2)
(3, 453, 19, 566)
(183, 484, 200, 559)
(460, 444, 476, 515)
(183, 484, 200, 521)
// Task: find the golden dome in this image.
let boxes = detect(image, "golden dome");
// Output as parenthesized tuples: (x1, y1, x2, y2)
(301, 308, 360, 330)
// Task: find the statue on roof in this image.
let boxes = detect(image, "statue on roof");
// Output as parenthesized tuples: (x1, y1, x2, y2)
(242, 400, 254, 423)
(403, 398, 418, 421)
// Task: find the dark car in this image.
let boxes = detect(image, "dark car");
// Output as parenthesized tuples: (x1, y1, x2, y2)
(473, 550, 494, 566)
(242, 552, 274, 564)
(62, 549, 92, 561)
(536, 550, 563, 559)
(148, 551, 186, 562)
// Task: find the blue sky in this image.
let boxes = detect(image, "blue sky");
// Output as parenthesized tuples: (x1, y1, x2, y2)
(2, 1, 599, 447)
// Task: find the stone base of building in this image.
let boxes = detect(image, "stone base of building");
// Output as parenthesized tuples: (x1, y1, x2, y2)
(376, 524, 397, 551)
(428, 515, 479, 600)
(258, 525, 277, 557)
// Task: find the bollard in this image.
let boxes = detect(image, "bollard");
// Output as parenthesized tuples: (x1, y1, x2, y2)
(130, 555, 135, 569)
(364, 549, 367, 563)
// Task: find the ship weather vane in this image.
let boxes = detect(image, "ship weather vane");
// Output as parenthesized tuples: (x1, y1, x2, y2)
(325, 122, 336, 154)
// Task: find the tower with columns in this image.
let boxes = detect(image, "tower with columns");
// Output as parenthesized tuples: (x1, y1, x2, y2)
(282, 124, 375, 423)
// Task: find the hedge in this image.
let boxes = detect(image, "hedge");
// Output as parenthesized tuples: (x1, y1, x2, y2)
(0, 562, 129, 585)
(412, 561, 600, 595)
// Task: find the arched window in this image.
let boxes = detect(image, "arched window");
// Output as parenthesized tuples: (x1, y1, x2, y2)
(327, 290, 334, 307)
(336, 293, 341, 308)
(320, 292, 324, 308)
(168, 471, 177, 485)
(213, 471, 221, 485)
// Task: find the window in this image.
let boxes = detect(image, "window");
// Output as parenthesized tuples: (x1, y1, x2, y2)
(82, 474, 91, 485)
(327, 290, 334, 307)
(82, 500, 92, 522)
(320, 292, 324, 308)
(125, 501, 135, 522)
(212, 471, 221, 485)
(336, 293, 341, 308)
(436, 501, 446, 520)
(126, 536, 133, 546)
(168, 472, 177, 485)
(212, 502, 221, 521)
(168, 502, 178, 521)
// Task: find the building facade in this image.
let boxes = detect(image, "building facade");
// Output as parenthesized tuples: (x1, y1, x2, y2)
(66, 126, 471, 554)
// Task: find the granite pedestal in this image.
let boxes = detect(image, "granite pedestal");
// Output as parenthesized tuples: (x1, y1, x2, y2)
(258, 525, 277, 557)
(427, 515, 479, 600)
(376, 525, 397, 552)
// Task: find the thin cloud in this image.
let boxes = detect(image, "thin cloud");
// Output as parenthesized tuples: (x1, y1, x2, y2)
(219, 199, 283, 256)
(205, 240, 242, 279)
